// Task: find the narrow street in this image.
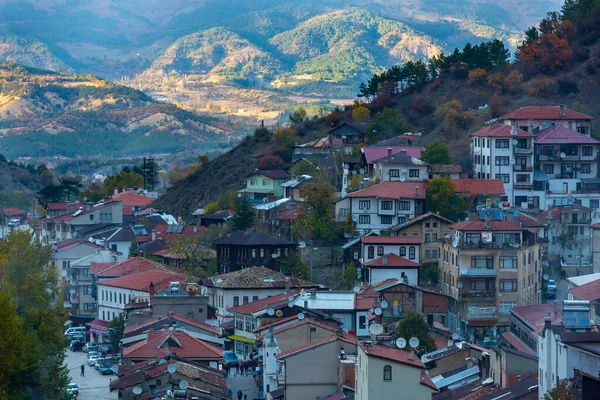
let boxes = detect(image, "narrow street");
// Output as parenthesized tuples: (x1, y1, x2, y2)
(65, 349, 117, 400)
(226, 372, 259, 400)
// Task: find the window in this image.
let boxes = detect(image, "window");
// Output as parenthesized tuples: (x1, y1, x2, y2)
(102, 311, 105, 320)
(253, 296, 259, 302)
(250, 179, 258, 185)
(432, 220, 438, 228)
(339, 208, 349, 218)
(304, 148, 313, 155)
(389, 169, 399, 178)
(251, 249, 257, 258)
(499, 301, 517, 315)
(499, 256, 517, 269)
(495, 139, 509, 148)
(580, 164, 591, 174)
(294, 148, 301, 154)
(543, 164, 554, 174)
(398, 201, 410, 210)
(471, 256, 494, 269)
(582, 146, 593, 156)
(409, 247, 416, 259)
(359, 215, 370, 224)
(358, 200, 371, 210)
(381, 201, 393, 210)
(381, 215, 393, 224)
(377, 246, 384, 256)
(432, 250, 438, 258)
(359, 315, 367, 330)
(89, 214, 94, 221)
(399, 247, 406, 256)
(262, 179, 271, 186)
(495, 174, 509, 183)
(425, 250, 431, 258)
(383, 365, 392, 381)
(425, 234, 430, 243)
(499, 279, 517, 292)
(111, 244, 117, 251)
(368, 246, 375, 259)
(409, 169, 419, 177)
(233, 296, 240, 307)
(425, 220, 430, 228)
(260, 248, 265, 258)
(242, 296, 249, 305)
(591, 200, 599, 209)
(516, 174, 529, 183)
(84, 286, 92, 295)
(495, 156, 509, 165)
(432, 234, 437, 242)
(119, 293, 122, 304)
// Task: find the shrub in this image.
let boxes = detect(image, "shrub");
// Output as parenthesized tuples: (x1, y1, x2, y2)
(489, 94, 506, 118)
(468, 68, 488, 86)
(258, 155, 284, 170)
(527, 77, 559, 97)
(325, 110, 343, 127)
(351, 105, 371, 122)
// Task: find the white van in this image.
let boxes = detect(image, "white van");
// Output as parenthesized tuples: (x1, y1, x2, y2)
(64, 326, 85, 336)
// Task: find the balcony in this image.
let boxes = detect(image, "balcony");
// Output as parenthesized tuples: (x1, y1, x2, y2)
(514, 147, 533, 154)
(460, 290, 496, 299)
(514, 182, 533, 189)
(513, 165, 533, 172)
(70, 295, 79, 304)
(460, 269, 497, 277)
(466, 306, 497, 321)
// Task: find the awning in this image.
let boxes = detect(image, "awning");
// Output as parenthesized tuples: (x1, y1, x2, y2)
(227, 334, 256, 344)
(87, 318, 110, 335)
(533, 170, 549, 181)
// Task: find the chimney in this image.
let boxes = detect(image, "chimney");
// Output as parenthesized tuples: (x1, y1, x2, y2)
(149, 281, 155, 296)
(382, 255, 388, 265)
(152, 231, 156, 241)
(408, 351, 415, 360)
(114, 188, 119, 196)
(466, 357, 474, 369)
(560, 104, 565, 117)
(510, 121, 517, 135)
(517, 375, 522, 382)
(529, 119, 534, 133)
(400, 150, 407, 155)
(387, 147, 392, 157)
(544, 317, 552, 330)
(85, 202, 94, 212)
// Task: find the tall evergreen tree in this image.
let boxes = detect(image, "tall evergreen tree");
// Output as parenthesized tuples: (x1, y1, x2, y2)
(232, 196, 255, 231)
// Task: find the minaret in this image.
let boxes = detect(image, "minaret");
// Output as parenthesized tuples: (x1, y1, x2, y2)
(263, 328, 280, 400)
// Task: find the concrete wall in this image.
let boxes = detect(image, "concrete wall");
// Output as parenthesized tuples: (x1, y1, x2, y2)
(274, 324, 336, 353)
(151, 295, 209, 322)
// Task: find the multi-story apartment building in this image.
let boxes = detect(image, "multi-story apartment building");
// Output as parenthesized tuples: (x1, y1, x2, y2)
(535, 125, 600, 210)
(502, 105, 593, 135)
(438, 211, 542, 339)
(471, 123, 537, 207)
(335, 181, 426, 235)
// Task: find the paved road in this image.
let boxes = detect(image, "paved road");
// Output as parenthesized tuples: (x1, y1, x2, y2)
(226, 373, 259, 400)
(66, 349, 117, 400)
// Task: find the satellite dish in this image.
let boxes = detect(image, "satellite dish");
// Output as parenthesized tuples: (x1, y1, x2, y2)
(452, 333, 459, 341)
(179, 380, 189, 390)
(560, 152, 566, 159)
(352, 214, 359, 222)
(271, 253, 279, 259)
(342, 135, 347, 139)
(69, 289, 76, 295)
(61, 271, 67, 277)
(158, 359, 167, 365)
(359, 168, 365, 174)
(374, 307, 382, 316)
(298, 313, 305, 320)
(510, 159, 516, 165)
(401, 167, 408, 173)
(298, 242, 306, 249)
(167, 364, 177, 374)
(400, 176, 406, 182)
(275, 310, 283, 317)
(396, 338, 407, 348)
(133, 387, 143, 395)
(460, 268, 468, 275)
(353, 286, 361, 293)
(409, 337, 420, 348)
(352, 170, 357, 175)
(344, 163, 349, 169)
(543, 274, 549, 281)
(288, 296, 295, 302)
(381, 300, 389, 309)
(65, 276, 71, 282)
(267, 308, 275, 316)
(457, 282, 463, 289)
(369, 323, 384, 335)
(512, 139, 518, 145)
(288, 302, 294, 308)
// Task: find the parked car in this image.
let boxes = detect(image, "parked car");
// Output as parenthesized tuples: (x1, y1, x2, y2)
(84, 343, 98, 353)
(66, 382, 79, 397)
(94, 358, 107, 370)
(223, 351, 239, 367)
(70, 341, 84, 352)
(546, 279, 557, 298)
(7, 218, 20, 228)
(98, 363, 114, 375)
(87, 356, 99, 366)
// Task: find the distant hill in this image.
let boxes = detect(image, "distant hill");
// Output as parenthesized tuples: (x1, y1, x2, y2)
(0, 62, 236, 158)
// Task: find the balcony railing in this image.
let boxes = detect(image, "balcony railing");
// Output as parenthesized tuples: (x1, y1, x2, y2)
(514, 148, 533, 154)
(460, 290, 496, 299)
(513, 165, 533, 171)
(460, 269, 497, 277)
(514, 182, 533, 189)
(467, 307, 497, 321)
(70, 295, 79, 304)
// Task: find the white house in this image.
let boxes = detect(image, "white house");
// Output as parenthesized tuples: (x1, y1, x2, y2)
(372, 150, 428, 182)
(335, 181, 426, 235)
(502, 105, 593, 136)
(360, 236, 422, 264)
(362, 253, 421, 286)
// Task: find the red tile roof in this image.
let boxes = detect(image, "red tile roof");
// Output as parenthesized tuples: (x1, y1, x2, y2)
(90, 261, 117, 275)
(46, 203, 69, 210)
(4, 207, 24, 216)
(535, 125, 600, 145)
(124, 312, 220, 336)
(364, 253, 421, 268)
(363, 147, 425, 164)
(516, 213, 547, 228)
(361, 236, 423, 244)
(88, 318, 110, 329)
(259, 318, 339, 340)
(98, 270, 189, 291)
(253, 315, 299, 333)
(471, 124, 533, 137)
(359, 278, 400, 295)
(510, 303, 564, 335)
(502, 106, 593, 120)
(94, 257, 171, 278)
(449, 219, 529, 232)
(536, 205, 592, 220)
(501, 332, 536, 355)
(569, 279, 600, 301)
(228, 291, 298, 315)
(355, 295, 378, 311)
(123, 330, 223, 360)
(347, 181, 426, 199)
(276, 334, 357, 359)
(360, 343, 425, 368)
(421, 371, 439, 392)
(446, 179, 505, 196)
(110, 191, 153, 207)
(152, 224, 208, 242)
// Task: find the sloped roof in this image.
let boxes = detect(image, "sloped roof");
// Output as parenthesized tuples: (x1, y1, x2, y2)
(152, 224, 208, 243)
(360, 343, 425, 368)
(46, 203, 69, 210)
(569, 279, 600, 301)
(449, 219, 528, 232)
(295, 136, 329, 149)
(361, 236, 422, 244)
(471, 124, 533, 137)
(124, 312, 220, 336)
(123, 330, 223, 360)
(98, 270, 189, 291)
(516, 213, 547, 228)
(247, 169, 290, 179)
(276, 334, 356, 360)
(509, 302, 564, 335)
(447, 179, 505, 196)
(213, 230, 295, 246)
(328, 122, 364, 136)
(373, 152, 426, 165)
(535, 125, 600, 145)
(363, 146, 425, 164)
(110, 191, 153, 207)
(202, 267, 316, 290)
(258, 318, 339, 340)
(90, 261, 117, 275)
(94, 257, 171, 278)
(364, 253, 421, 268)
(391, 212, 454, 232)
(536, 204, 592, 220)
(228, 290, 297, 315)
(502, 106, 593, 120)
(346, 181, 426, 199)
(428, 164, 462, 174)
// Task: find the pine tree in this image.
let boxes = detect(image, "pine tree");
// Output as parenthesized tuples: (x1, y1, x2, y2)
(232, 196, 255, 231)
